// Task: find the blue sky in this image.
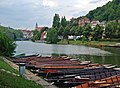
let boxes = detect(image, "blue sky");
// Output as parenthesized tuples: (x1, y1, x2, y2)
(0, 0, 112, 29)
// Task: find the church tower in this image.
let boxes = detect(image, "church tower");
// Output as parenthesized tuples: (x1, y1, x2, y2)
(35, 22, 38, 30)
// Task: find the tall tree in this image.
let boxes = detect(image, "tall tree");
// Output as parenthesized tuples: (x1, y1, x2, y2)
(61, 16, 67, 28)
(63, 26, 70, 39)
(52, 14, 60, 28)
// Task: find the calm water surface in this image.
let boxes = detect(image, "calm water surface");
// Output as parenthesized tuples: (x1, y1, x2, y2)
(15, 41, 120, 66)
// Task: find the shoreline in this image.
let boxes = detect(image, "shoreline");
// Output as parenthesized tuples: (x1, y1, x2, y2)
(57, 40, 120, 48)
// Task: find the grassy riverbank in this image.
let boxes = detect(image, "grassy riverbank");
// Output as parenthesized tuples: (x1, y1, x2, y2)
(0, 58, 43, 88)
(58, 40, 118, 47)
(0, 58, 18, 73)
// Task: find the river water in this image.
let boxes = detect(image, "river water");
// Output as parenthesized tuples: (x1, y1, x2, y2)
(15, 41, 120, 66)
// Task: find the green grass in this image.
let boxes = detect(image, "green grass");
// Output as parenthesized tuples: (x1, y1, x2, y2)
(0, 58, 43, 88)
(0, 70, 43, 88)
(58, 40, 117, 47)
(0, 58, 18, 74)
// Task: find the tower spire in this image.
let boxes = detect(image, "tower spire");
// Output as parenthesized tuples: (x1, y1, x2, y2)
(35, 22, 38, 30)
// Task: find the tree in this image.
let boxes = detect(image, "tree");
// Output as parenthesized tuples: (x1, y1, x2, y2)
(75, 26, 83, 36)
(105, 21, 120, 38)
(61, 16, 67, 28)
(92, 24, 104, 41)
(31, 30, 41, 41)
(86, 0, 120, 21)
(0, 32, 16, 56)
(83, 24, 92, 40)
(46, 28, 58, 44)
(63, 26, 70, 39)
(52, 14, 60, 28)
(58, 26, 64, 36)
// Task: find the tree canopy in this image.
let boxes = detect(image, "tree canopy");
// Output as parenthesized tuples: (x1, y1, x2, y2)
(86, 0, 120, 21)
(52, 14, 60, 28)
(0, 32, 16, 56)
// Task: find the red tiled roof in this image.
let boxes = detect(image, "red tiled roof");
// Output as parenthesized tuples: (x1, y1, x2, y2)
(36, 27, 44, 31)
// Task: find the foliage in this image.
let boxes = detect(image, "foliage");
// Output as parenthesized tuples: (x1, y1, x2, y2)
(52, 14, 60, 28)
(31, 30, 41, 41)
(70, 18, 78, 26)
(86, 0, 120, 21)
(0, 26, 23, 40)
(61, 16, 67, 27)
(58, 26, 64, 36)
(63, 26, 70, 39)
(83, 24, 92, 41)
(46, 28, 58, 44)
(0, 32, 16, 56)
(105, 21, 120, 38)
(92, 24, 104, 41)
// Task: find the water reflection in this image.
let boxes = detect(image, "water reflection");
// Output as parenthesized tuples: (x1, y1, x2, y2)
(16, 41, 111, 56)
(15, 41, 120, 66)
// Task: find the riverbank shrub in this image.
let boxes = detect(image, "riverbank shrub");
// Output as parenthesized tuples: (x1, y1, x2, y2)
(0, 32, 16, 56)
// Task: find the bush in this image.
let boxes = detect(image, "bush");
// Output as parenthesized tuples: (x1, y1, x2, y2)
(0, 32, 16, 56)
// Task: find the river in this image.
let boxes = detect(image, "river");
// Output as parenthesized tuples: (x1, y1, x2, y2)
(15, 41, 120, 66)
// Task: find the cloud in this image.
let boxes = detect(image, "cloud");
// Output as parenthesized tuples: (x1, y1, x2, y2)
(90, 0, 103, 3)
(0, 0, 112, 29)
(42, 0, 58, 7)
(89, 0, 112, 4)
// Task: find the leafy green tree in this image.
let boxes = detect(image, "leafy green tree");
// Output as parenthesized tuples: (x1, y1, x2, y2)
(0, 32, 16, 56)
(58, 26, 64, 36)
(86, 0, 120, 21)
(0, 26, 23, 40)
(31, 30, 41, 41)
(70, 26, 76, 36)
(75, 26, 83, 36)
(61, 16, 67, 28)
(63, 26, 70, 39)
(92, 24, 104, 41)
(46, 28, 58, 44)
(105, 21, 120, 38)
(52, 14, 60, 28)
(83, 24, 92, 40)
(70, 18, 78, 26)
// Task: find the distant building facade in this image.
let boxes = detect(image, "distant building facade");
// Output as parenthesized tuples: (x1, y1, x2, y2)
(20, 29, 33, 39)
(35, 23, 48, 41)
(78, 17, 90, 26)
(91, 20, 100, 28)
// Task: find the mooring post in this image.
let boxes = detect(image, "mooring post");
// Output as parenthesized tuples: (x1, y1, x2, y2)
(19, 63, 26, 76)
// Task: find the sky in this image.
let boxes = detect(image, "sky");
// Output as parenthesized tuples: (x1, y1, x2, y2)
(0, 0, 112, 29)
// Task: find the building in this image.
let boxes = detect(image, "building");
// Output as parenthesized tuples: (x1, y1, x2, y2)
(20, 29, 33, 39)
(41, 31, 47, 40)
(35, 23, 48, 41)
(35, 23, 44, 31)
(91, 20, 100, 28)
(78, 17, 90, 26)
